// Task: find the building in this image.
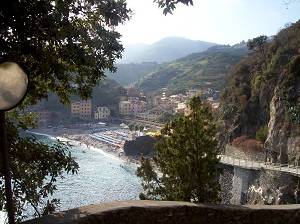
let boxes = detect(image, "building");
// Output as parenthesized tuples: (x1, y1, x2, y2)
(132, 100, 146, 115)
(94, 107, 110, 120)
(175, 102, 187, 114)
(119, 100, 146, 116)
(187, 89, 201, 98)
(71, 100, 92, 120)
(119, 101, 131, 115)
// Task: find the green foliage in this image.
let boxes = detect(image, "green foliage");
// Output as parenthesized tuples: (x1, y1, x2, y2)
(91, 79, 126, 115)
(0, 0, 130, 105)
(139, 125, 144, 132)
(0, 0, 131, 220)
(255, 126, 268, 142)
(158, 112, 179, 123)
(247, 35, 267, 55)
(220, 21, 300, 144)
(106, 62, 160, 86)
(154, 0, 193, 15)
(137, 45, 247, 93)
(137, 97, 220, 203)
(129, 124, 134, 131)
(123, 136, 155, 157)
(1, 114, 79, 220)
(287, 104, 300, 124)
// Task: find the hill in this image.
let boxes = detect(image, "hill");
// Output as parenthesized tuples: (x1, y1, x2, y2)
(119, 37, 216, 63)
(106, 62, 161, 86)
(219, 21, 300, 165)
(136, 44, 248, 93)
(34, 79, 125, 116)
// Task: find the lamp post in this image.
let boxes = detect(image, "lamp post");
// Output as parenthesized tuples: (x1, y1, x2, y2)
(0, 62, 28, 224)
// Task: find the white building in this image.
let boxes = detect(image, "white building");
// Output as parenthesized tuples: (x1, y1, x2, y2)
(94, 107, 110, 119)
(187, 89, 201, 98)
(136, 112, 160, 121)
(175, 102, 187, 114)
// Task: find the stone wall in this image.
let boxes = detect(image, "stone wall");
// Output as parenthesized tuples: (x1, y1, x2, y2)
(23, 200, 300, 224)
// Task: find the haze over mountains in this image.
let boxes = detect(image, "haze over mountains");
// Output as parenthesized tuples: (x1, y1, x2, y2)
(119, 37, 216, 64)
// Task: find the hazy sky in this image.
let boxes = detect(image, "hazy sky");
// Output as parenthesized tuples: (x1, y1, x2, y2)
(117, 0, 300, 45)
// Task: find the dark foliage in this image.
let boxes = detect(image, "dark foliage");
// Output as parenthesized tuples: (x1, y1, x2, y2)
(124, 136, 156, 157)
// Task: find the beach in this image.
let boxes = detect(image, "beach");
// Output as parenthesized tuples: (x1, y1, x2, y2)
(28, 126, 140, 165)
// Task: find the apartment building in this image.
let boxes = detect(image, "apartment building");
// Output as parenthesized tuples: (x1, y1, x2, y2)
(119, 100, 146, 116)
(94, 107, 110, 119)
(71, 100, 92, 120)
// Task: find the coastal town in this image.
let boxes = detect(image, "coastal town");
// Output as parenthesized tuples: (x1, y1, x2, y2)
(29, 87, 220, 162)
(33, 87, 220, 126)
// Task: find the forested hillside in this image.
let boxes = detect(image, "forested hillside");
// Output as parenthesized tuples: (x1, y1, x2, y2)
(35, 79, 125, 114)
(219, 21, 300, 164)
(106, 62, 161, 86)
(136, 45, 247, 93)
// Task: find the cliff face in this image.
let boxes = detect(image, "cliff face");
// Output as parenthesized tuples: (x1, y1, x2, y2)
(220, 21, 300, 164)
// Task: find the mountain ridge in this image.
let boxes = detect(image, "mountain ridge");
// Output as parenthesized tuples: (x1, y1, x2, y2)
(119, 36, 216, 63)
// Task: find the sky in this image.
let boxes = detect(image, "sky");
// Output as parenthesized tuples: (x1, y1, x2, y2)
(117, 0, 300, 45)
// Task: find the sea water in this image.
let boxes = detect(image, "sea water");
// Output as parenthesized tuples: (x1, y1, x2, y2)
(0, 132, 142, 223)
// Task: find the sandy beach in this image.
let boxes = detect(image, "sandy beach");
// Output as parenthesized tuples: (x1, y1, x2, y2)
(28, 127, 140, 165)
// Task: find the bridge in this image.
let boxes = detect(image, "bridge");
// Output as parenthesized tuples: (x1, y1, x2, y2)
(219, 155, 300, 177)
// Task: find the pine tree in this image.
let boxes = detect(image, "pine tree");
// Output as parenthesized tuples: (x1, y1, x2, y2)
(137, 97, 220, 203)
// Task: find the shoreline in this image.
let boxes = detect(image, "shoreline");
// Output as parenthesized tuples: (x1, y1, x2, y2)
(27, 129, 140, 166)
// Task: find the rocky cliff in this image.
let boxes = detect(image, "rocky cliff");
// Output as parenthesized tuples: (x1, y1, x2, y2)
(220, 21, 300, 165)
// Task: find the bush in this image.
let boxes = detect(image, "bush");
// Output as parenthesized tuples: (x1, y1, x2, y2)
(255, 125, 268, 142)
(123, 136, 156, 156)
(232, 135, 263, 152)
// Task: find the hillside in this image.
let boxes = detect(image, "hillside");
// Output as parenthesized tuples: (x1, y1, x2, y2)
(136, 44, 248, 93)
(34, 79, 125, 115)
(219, 21, 300, 165)
(119, 37, 216, 63)
(106, 62, 161, 86)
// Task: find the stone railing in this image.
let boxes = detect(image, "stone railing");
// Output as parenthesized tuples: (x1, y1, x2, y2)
(22, 200, 300, 224)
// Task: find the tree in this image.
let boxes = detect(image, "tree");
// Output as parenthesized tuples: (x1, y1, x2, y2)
(1, 117, 79, 220)
(139, 125, 144, 132)
(129, 124, 135, 131)
(154, 0, 193, 15)
(247, 35, 268, 59)
(137, 97, 220, 203)
(134, 125, 140, 131)
(0, 0, 131, 105)
(255, 126, 268, 143)
(0, 0, 131, 220)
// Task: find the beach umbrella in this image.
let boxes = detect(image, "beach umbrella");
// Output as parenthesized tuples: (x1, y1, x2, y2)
(0, 62, 28, 224)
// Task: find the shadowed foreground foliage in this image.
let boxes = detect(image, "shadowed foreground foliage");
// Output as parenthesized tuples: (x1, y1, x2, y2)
(0, 0, 130, 220)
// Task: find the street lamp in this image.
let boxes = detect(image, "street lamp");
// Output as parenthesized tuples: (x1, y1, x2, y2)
(0, 62, 28, 224)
